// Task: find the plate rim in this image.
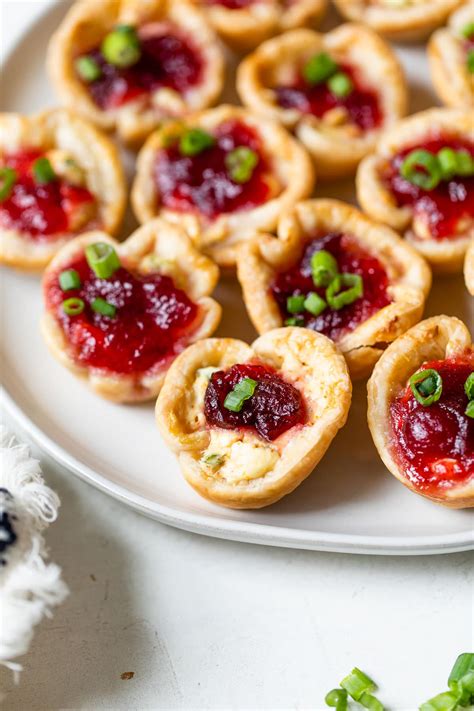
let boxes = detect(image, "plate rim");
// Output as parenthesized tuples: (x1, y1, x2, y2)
(1, 0, 473, 556)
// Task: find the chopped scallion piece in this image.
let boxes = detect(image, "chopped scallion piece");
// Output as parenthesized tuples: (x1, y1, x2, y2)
(419, 690, 460, 711)
(455, 149, 474, 176)
(461, 22, 474, 39)
(303, 52, 338, 85)
(224, 377, 257, 413)
(340, 668, 376, 702)
(311, 250, 339, 287)
(304, 291, 326, 317)
(328, 71, 353, 97)
(62, 297, 85, 316)
(75, 55, 102, 82)
(85, 242, 120, 279)
(202, 453, 224, 469)
(0, 166, 17, 201)
(464, 373, 474, 401)
(437, 148, 458, 180)
(326, 273, 363, 310)
(285, 316, 305, 326)
(101, 25, 141, 67)
(32, 157, 56, 185)
(179, 128, 215, 157)
(91, 297, 116, 317)
(409, 368, 443, 406)
(360, 692, 385, 711)
(59, 269, 81, 291)
(466, 400, 474, 418)
(325, 688, 348, 710)
(400, 149, 442, 190)
(287, 294, 306, 314)
(225, 146, 258, 184)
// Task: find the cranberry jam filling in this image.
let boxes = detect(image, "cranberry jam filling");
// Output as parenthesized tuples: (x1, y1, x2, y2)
(384, 137, 474, 240)
(45, 255, 200, 375)
(390, 358, 474, 493)
(204, 363, 306, 441)
(271, 233, 391, 342)
(154, 120, 271, 219)
(275, 63, 382, 132)
(79, 29, 203, 110)
(0, 150, 95, 240)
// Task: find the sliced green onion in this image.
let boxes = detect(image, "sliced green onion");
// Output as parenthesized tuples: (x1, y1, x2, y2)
(101, 25, 141, 67)
(75, 55, 102, 82)
(400, 149, 442, 190)
(202, 453, 224, 469)
(325, 688, 348, 710)
(224, 377, 257, 413)
(85, 242, 120, 279)
(32, 157, 56, 185)
(311, 250, 339, 287)
(409, 368, 443, 406)
(466, 400, 474, 418)
(455, 149, 474, 176)
(197, 366, 220, 380)
(437, 148, 458, 180)
(340, 668, 376, 702)
(62, 297, 85, 316)
(179, 128, 215, 157)
(464, 373, 474, 400)
(360, 693, 385, 711)
(304, 291, 327, 317)
(286, 294, 306, 314)
(285, 316, 305, 326)
(468, 49, 474, 74)
(326, 273, 363, 310)
(419, 690, 461, 711)
(303, 52, 338, 85)
(59, 269, 81, 291)
(449, 653, 474, 686)
(91, 297, 116, 317)
(328, 71, 353, 97)
(0, 166, 17, 201)
(225, 146, 258, 184)
(461, 22, 474, 39)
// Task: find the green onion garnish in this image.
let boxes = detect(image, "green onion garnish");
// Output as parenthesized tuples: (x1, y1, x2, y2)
(326, 273, 363, 310)
(360, 693, 385, 711)
(340, 668, 376, 702)
(409, 368, 443, 406)
(59, 269, 81, 291)
(303, 52, 338, 85)
(328, 71, 353, 97)
(287, 294, 306, 314)
(32, 157, 56, 185)
(75, 56, 102, 82)
(91, 297, 116, 317)
(325, 688, 348, 710)
(179, 128, 215, 157)
(468, 49, 474, 74)
(285, 316, 305, 326)
(311, 250, 339, 288)
(101, 25, 141, 67)
(419, 690, 461, 711)
(461, 22, 474, 39)
(464, 373, 474, 400)
(304, 291, 327, 317)
(455, 149, 474, 176)
(202, 453, 224, 469)
(400, 149, 442, 190)
(466, 400, 474, 418)
(448, 653, 474, 686)
(223, 377, 257, 413)
(225, 146, 258, 184)
(437, 148, 458, 180)
(0, 166, 17, 201)
(85, 242, 120, 279)
(62, 297, 85, 316)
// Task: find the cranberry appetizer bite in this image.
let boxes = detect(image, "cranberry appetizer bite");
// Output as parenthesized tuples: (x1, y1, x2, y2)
(0, 110, 125, 270)
(237, 25, 407, 179)
(465, 240, 474, 295)
(132, 105, 314, 267)
(428, 2, 474, 109)
(332, 0, 464, 42)
(156, 329, 351, 508)
(47, 0, 224, 144)
(368, 316, 474, 508)
(192, 0, 327, 52)
(357, 109, 474, 272)
(41, 220, 221, 402)
(237, 199, 431, 378)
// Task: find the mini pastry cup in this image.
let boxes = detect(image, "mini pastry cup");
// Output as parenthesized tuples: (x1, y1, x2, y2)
(236, 199, 432, 379)
(47, 0, 225, 145)
(367, 315, 474, 508)
(428, 2, 474, 109)
(41, 219, 221, 403)
(465, 239, 474, 295)
(155, 328, 352, 509)
(0, 109, 126, 271)
(356, 108, 474, 273)
(332, 0, 464, 42)
(237, 24, 407, 179)
(194, 0, 327, 52)
(131, 104, 315, 268)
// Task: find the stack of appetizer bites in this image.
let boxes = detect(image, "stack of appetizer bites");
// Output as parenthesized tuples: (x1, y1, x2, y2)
(1, 0, 472, 510)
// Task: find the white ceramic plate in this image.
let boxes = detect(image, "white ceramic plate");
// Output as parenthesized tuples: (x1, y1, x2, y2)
(1, 0, 473, 555)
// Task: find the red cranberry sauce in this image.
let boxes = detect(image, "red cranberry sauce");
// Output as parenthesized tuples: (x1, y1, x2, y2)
(0, 150, 95, 240)
(384, 137, 474, 240)
(80, 28, 204, 110)
(390, 357, 474, 493)
(271, 233, 391, 342)
(275, 63, 382, 132)
(203, 0, 257, 6)
(45, 254, 200, 375)
(154, 120, 271, 219)
(204, 363, 306, 441)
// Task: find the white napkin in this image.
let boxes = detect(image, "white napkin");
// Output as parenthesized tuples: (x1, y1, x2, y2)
(0, 426, 68, 677)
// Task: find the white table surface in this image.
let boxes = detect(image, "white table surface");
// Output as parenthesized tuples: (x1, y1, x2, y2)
(1, 2, 473, 709)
